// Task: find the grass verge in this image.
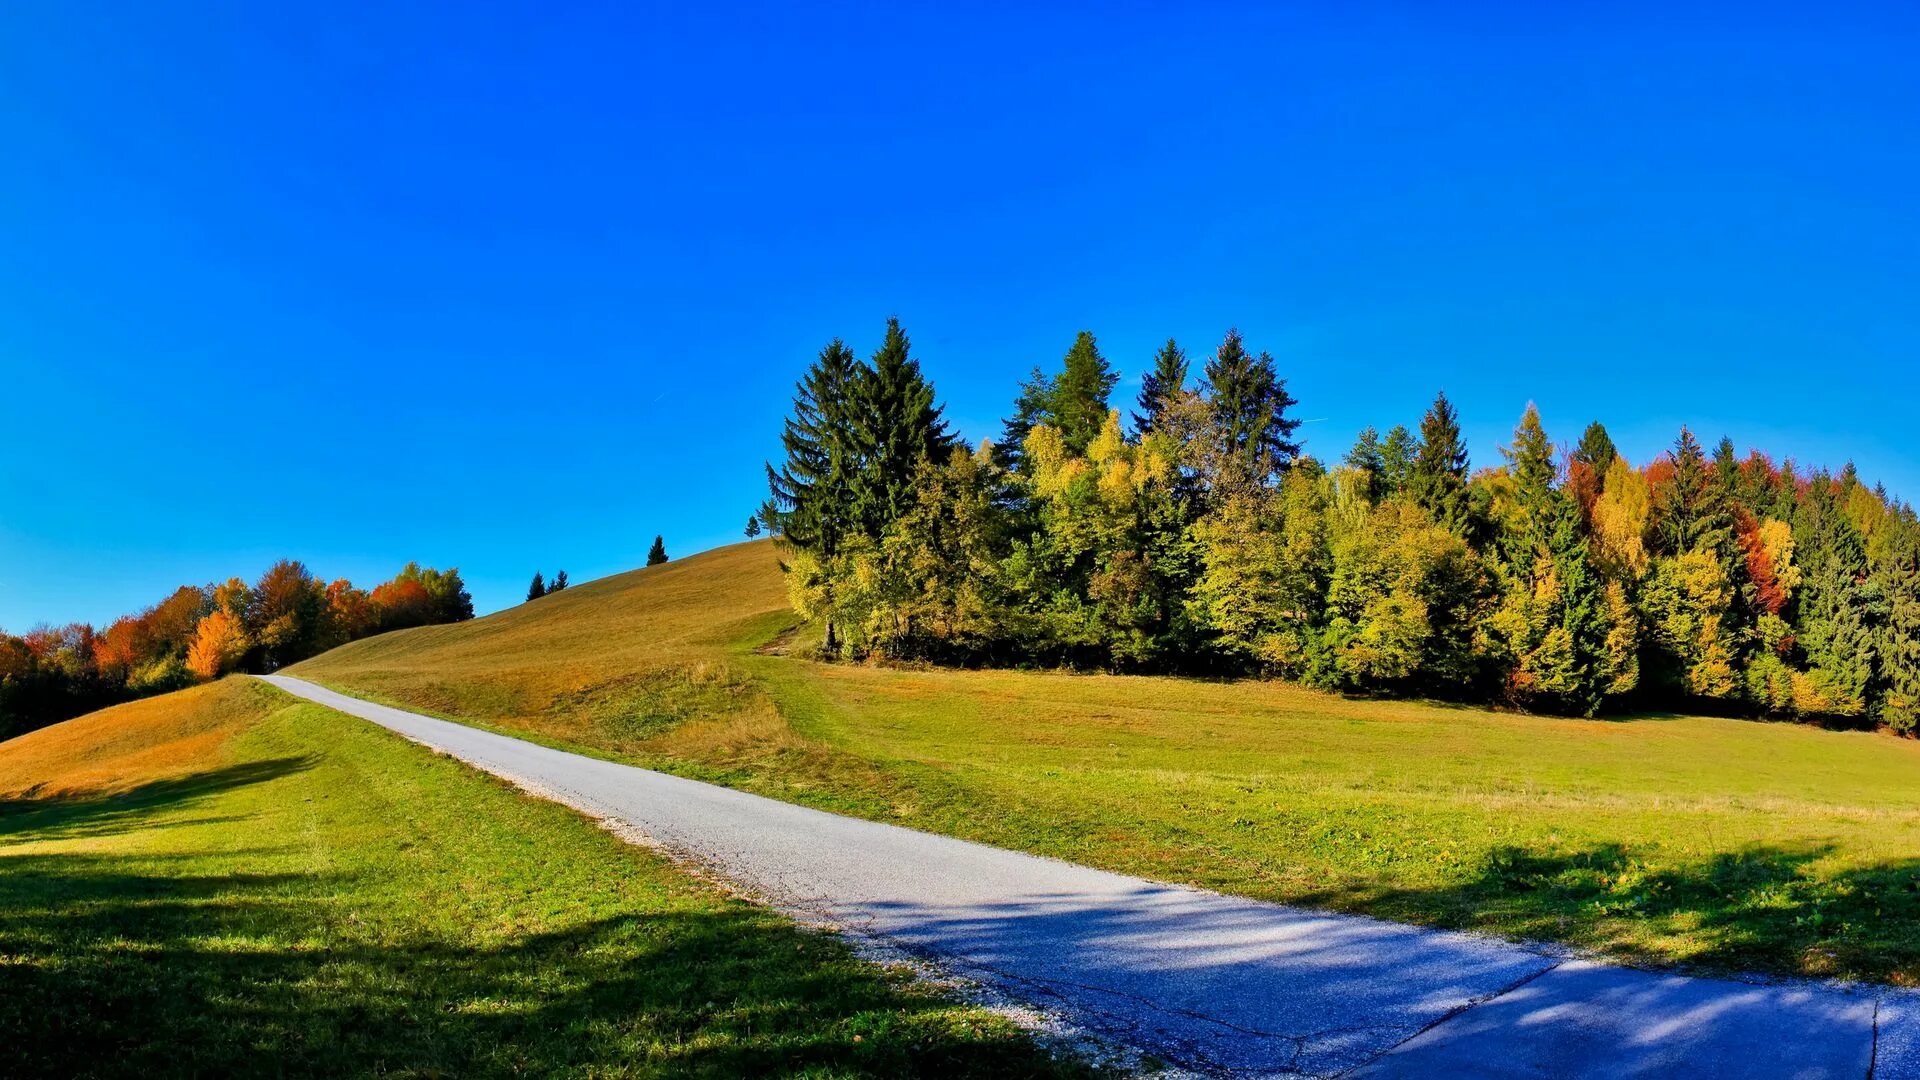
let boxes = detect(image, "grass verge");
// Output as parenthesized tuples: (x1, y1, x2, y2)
(0, 677, 1091, 1078)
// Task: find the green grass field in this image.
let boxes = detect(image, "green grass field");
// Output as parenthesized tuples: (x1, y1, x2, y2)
(293, 540, 1920, 985)
(0, 678, 1089, 1078)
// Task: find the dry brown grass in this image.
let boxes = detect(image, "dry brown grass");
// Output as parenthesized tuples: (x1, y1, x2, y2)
(0, 678, 281, 799)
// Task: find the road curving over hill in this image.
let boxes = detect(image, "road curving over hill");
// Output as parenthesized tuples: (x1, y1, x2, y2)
(260, 674, 1919, 1079)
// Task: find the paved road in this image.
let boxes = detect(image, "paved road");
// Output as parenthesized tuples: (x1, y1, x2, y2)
(261, 674, 1915, 1078)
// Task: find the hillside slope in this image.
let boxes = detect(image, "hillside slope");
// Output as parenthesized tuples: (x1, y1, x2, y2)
(292, 540, 1920, 985)
(0, 675, 1086, 1077)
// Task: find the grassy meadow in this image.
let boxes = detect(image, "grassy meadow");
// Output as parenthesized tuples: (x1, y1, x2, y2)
(0, 677, 1091, 1078)
(293, 540, 1920, 985)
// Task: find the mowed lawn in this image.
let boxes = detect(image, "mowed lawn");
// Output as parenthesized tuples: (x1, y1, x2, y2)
(0, 678, 1090, 1078)
(294, 540, 1920, 984)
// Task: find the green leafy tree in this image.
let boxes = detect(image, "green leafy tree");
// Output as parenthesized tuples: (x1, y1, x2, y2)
(745, 516, 762, 538)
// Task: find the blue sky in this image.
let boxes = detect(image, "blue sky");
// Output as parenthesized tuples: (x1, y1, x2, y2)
(2, 2, 1916, 629)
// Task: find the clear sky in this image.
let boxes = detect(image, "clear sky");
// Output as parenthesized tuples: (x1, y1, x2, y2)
(2, 3, 1916, 630)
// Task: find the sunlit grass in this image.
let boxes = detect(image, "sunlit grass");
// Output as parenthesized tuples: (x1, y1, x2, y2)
(0, 677, 1091, 1077)
(295, 539, 1920, 984)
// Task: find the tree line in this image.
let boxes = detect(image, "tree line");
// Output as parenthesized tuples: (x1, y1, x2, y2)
(0, 560, 472, 739)
(763, 319, 1920, 728)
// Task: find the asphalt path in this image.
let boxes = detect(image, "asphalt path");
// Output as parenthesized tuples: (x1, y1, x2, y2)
(260, 674, 1916, 1078)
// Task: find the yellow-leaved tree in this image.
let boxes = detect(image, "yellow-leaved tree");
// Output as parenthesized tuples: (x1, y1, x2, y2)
(186, 610, 250, 680)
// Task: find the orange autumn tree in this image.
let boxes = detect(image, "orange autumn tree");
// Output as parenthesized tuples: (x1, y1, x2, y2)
(186, 610, 250, 680)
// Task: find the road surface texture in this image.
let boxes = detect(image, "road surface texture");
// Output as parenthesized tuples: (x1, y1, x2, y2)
(261, 674, 1917, 1078)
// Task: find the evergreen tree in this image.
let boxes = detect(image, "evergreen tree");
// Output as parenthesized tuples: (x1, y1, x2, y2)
(765, 339, 861, 560)
(1653, 428, 1733, 558)
(1201, 329, 1302, 491)
(1876, 528, 1920, 732)
(1505, 404, 1556, 506)
(1344, 427, 1385, 501)
(526, 573, 545, 602)
(849, 318, 956, 538)
(1132, 338, 1189, 436)
(1791, 481, 1875, 715)
(647, 536, 669, 566)
(1051, 331, 1119, 455)
(1408, 392, 1472, 535)
(995, 366, 1054, 473)
(1378, 424, 1418, 499)
(550, 569, 569, 592)
(1572, 422, 1618, 475)
(745, 516, 762, 538)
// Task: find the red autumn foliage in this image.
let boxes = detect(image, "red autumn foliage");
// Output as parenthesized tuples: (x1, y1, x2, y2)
(1736, 511, 1791, 618)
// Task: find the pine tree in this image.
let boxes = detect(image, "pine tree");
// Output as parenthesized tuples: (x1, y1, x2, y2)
(1051, 331, 1119, 455)
(1792, 480, 1874, 714)
(995, 366, 1054, 473)
(849, 318, 956, 539)
(1876, 528, 1920, 732)
(745, 516, 762, 538)
(526, 573, 546, 602)
(1408, 392, 1471, 535)
(1505, 404, 1556, 505)
(765, 339, 861, 558)
(1653, 428, 1733, 558)
(1132, 338, 1189, 436)
(1379, 424, 1418, 499)
(1572, 422, 1618, 475)
(550, 569, 569, 591)
(647, 537, 669, 566)
(1202, 329, 1301, 491)
(1344, 427, 1385, 500)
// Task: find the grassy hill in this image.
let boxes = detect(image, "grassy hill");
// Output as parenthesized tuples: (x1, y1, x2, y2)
(294, 539, 1920, 986)
(0, 677, 1088, 1077)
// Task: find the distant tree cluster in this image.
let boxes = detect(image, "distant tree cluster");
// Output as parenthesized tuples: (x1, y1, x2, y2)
(766, 320, 1920, 728)
(1, 560, 473, 739)
(526, 570, 569, 601)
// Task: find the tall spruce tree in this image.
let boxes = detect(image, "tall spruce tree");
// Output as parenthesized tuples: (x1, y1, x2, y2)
(849, 318, 955, 538)
(1344, 427, 1386, 500)
(1379, 424, 1418, 499)
(995, 366, 1054, 473)
(550, 569, 569, 591)
(1202, 329, 1301, 490)
(765, 339, 861, 559)
(1052, 331, 1119, 455)
(745, 516, 762, 538)
(647, 536, 669, 566)
(1792, 479, 1875, 713)
(526, 573, 546, 602)
(1654, 428, 1733, 558)
(1133, 338, 1189, 436)
(1572, 422, 1619, 475)
(1408, 392, 1472, 534)
(1875, 527, 1920, 731)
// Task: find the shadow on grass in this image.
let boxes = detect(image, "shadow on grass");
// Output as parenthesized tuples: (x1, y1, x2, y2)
(1292, 842, 1920, 983)
(0, 757, 318, 844)
(0, 762, 1088, 1079)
